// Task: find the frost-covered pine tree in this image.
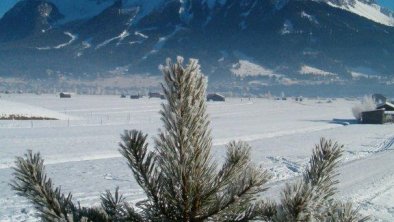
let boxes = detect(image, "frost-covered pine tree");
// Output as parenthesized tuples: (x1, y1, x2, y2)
(11, 57, 367, 222)
(117, 57, 271, 221)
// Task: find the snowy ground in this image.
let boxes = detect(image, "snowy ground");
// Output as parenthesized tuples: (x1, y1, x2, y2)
(0, 99, 75, 120)
(0, 94, 394, 221)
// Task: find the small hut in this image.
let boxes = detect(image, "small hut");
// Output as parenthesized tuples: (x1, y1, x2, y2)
(362, 110, 385, 124)
(60, 92, 72, 98)
(130, 94, 141, 99)
(207, 93, 225, 102)
(376, 101, 394, 111)
(149, 92, 165, 99)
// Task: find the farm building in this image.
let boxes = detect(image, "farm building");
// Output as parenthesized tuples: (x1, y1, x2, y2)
(295, 97, 303, 102)
(130, 94, 142, 99)
(207, 93, 225, 102)
(149, 92, 165, 99)
(377, 102, 394, 111)
(386, 111, 394, 122)
(362, 110, 385, 124)
(362, 101, 394, 124)
(60, 92, 72, 98)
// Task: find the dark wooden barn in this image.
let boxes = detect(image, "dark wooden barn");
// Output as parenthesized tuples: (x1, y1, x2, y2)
(362, 110, 385, 124)
(60, 92, 72, 98)
(207, 93, 225, 102)
(130, 94, 142, 99)
(149, 92, 165, 99)
(377, 102, 394, 111)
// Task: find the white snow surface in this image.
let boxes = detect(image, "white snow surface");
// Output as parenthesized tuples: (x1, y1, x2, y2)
(300, 65, 337, 77)
(231, 60, 281, 78)
(0, 99, 76, 120)
(96, 30, 130, 49)
(37, 32, 77, 50)
(1, 94, 394, 221)
(327, 1, 394, 26)
(54, 32, 77, 49)
(134, 31, 149, 39)
(143, 26, 182, 59)
(301, 11, 319, 24)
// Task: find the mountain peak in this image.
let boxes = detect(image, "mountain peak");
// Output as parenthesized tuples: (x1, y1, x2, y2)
(323, 0, 394, 26)
(0, 0, 63, 42)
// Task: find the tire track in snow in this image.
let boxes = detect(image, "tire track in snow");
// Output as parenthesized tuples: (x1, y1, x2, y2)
(375, 136, 394, 153)
(333, 136, 394, 221)
(340, 170, 394, 221)
(344, 135, 394, 163)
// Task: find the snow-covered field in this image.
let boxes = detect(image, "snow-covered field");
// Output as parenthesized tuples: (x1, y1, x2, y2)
(0, 99, 75, 120)
(1, 94, 394, 221)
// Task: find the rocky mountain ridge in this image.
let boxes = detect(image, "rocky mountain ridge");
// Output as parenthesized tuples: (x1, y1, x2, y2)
(0, 0, 393, 87)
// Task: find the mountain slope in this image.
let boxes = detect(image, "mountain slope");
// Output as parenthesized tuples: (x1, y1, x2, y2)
(0, 0, 393, 85)
(325, 0, 394, 26)
(0, 0, 63, 42)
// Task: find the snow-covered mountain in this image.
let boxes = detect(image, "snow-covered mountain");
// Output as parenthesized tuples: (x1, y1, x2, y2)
(323, 0, 394, 26)
(0, 0, 393, 84)
(33, 0, 393, 26)
(47, 0, 167, 23)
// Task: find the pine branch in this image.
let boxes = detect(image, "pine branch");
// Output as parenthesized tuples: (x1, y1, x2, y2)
(218, 200, 277, 222)
(277, 138, 354, 221)
(198, 142, 271, 221)
(10, 151, 109, 222)
(10, 150, 76, 221)
(118, 130, 167, 218)
(304, 138, 343, 200)
(254, 200, 277, 221)
(100, 187, 144, 222)
(326, 202, 370, 222)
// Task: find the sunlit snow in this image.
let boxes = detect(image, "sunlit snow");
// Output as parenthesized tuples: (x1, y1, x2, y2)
(1, 94, 393, 221)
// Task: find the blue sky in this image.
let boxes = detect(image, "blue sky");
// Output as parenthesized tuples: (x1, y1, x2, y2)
(0, 0, 393, 18)
(0, 0, 16, 17)
(377, 0, 394, 10)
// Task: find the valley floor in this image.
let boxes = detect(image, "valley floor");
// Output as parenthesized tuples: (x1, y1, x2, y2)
(0, 94, 393, 221)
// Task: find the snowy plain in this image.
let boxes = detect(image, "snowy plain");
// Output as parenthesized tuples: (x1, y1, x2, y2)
(0, 94, 394, 221)
(0, 99, 76, 120)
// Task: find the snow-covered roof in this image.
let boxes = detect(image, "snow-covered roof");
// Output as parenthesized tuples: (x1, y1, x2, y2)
(208, 93, 225, 97)
(377, 101, 394, 107)
(377, 101, 394, 110)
